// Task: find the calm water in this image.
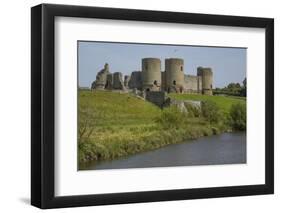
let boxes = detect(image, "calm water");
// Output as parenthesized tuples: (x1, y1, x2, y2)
(79, 132, 246, 170)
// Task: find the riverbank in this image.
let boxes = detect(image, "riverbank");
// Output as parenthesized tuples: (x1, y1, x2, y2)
(78, 90, 246, 165)
(80, 132, 246, 170)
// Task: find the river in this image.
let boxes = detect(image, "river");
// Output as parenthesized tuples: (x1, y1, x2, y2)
(79, 132, 246, 170)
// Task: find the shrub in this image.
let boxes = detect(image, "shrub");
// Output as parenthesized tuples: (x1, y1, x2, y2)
(228, 103, 246, 130)
(155, 106, 188, 129)
(201, 100, 221, 123)
(184, 103, 201, 118)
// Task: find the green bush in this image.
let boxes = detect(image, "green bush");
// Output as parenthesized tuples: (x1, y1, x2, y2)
(155, 106, 188, 129)
(184, 103, 201, 118)
(228, 103, 246, 130)
(201, 100, 221, 123)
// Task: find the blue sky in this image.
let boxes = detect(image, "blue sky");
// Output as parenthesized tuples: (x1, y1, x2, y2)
(78, 41, 246, 88)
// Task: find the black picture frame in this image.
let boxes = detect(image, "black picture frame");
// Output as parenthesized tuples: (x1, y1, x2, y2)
(31, 3, 274, 209)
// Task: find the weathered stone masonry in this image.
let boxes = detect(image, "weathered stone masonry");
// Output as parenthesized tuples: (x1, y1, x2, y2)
(91, 58, 213, 95)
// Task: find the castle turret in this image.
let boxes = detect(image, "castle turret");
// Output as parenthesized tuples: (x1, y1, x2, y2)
(165, 58, 184, 93)
(197, 67, 213, 95)
(141, 58, 161, 91)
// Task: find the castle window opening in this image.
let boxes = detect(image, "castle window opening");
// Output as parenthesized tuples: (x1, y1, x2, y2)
(153, 80, 157, 85)
(181, 66, 183, 71)
(173, 80, 176, 85)
(146, 88, 150, 92)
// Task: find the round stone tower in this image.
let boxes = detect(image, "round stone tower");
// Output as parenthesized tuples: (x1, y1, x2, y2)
(165, 58, 184, 93)
(197, 67, 213, 95)
(141, 58, 161, 91)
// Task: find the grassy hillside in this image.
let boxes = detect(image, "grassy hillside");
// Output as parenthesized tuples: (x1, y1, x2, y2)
(79, 90, 160, 128)
(78, 90, 246, 165)
(168, 93, 246, 114)
(79, 90, 164, 164)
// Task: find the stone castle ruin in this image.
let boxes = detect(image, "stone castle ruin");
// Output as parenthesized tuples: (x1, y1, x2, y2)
(91, 58, 213, 95)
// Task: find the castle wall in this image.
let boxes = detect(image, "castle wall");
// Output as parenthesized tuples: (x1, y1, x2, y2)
(197, 75, 202, 92)
(184, 75, 199, 93)
(113, 72, 125, 90)
(93, 63, 110, 89)
(161, 71, 166, 91)
(141, 58, 161, 91)
(197, 66, 203, 76)
(145, 91, 166, 108)
(128, 71, 142, 90)
(92, 61, 213, 95)
(93, 77, 107, 89)
(105, 73, 113, 89)
(124, 75, 130, 88)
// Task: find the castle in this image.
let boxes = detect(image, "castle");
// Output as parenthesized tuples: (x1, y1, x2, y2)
(91, 58, 213, 95)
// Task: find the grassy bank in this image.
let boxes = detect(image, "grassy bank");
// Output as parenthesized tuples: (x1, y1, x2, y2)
(168, 93, 246, 114)
(78, 90, 246, 164)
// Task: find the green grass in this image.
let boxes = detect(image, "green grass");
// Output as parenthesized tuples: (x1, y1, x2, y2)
(79, 90, 164, 163)
(168, 93, 246, 114)
(79, 90, 160, 127)
(78, 90, 246, 165)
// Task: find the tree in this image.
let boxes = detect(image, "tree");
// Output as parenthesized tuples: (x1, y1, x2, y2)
(243, 78, 247, 88)
(227, 82, 240, 89)
(201, 100, 221, 123)
(240, 78, 247, 97)
(228, 103, 246, 130)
